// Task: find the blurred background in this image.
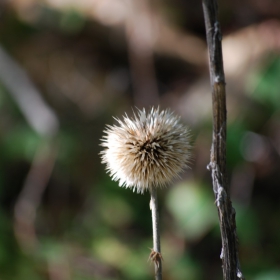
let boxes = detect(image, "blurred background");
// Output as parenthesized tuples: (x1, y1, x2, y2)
(0, 0, 280, 279)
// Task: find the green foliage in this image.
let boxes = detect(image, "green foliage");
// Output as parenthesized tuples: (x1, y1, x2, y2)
(254, 270, 280, 280)
(60, 10, 86, 34)
(227, 120, 247, 168)
(166, 181, 217, 241)
(235, 205, 261, 246)
(1, 124, 42, 161)
(248, 56, 280, 111)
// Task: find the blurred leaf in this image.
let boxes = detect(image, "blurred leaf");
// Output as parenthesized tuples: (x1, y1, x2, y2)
(248, 56, 280, 111)
(235, 204, 261, 246)
(92, 236, 152, 279)
(56, 131, 81, 166)
(40, 239, 66, 262)
(14, 260, 43, 280)
(121, 244, 151, 280)
(227, 120, 246, 168)
(92, 236, 130, 268)
(99, 195, 133, 228)
(255, 270, 280, 280)
(169, 254, 202, 280)
(1, 124, 42, 161)
(166, 181, 217, 241)
(60, 10, 86, 34)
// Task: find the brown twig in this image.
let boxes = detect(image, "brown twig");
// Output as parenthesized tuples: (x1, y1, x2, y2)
(14, 142, 58, 253)
(202, 1, 244, 279)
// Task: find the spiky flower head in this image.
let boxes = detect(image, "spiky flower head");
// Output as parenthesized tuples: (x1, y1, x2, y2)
(100, 107, 192, 193)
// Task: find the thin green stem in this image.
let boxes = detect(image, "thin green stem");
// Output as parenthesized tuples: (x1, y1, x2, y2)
(150, 188, 162, 280)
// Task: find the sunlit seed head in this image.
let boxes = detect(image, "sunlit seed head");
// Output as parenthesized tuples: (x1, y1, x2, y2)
(100, 107, 192, 193)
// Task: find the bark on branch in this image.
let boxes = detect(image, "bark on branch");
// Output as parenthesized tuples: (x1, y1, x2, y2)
(202, 1, 244, 279)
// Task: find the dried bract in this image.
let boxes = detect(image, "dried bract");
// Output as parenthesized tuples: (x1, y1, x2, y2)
(100, 108, 192, 193)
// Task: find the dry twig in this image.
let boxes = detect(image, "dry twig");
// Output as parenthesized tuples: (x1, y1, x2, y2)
(202, 0, 244, 279)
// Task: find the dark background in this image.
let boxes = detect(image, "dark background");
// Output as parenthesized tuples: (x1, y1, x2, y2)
(0, 0, 280, 279)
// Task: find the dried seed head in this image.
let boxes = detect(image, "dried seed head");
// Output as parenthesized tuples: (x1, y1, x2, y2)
(100, 107, 192, 193)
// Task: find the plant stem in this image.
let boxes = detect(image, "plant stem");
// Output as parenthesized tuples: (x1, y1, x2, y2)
(150, 188, 162, 280)
(202, 0, 244, 279)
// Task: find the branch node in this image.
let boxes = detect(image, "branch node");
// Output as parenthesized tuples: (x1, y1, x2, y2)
(220, 248, 224, 259)
(215, 183, 226, 207)
(149, 249, 163, 270)
(237, 269, 244, 279)
(214, 21, 222, 41)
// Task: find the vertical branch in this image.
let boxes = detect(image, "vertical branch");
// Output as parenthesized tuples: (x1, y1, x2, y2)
(149, 188, 163, 280)
(202, 1, 244, 280)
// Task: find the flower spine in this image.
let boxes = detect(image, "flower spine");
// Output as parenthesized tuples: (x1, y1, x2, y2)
(100, 107, 192, 193)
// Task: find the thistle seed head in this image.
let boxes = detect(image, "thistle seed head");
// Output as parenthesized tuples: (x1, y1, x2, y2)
(100, 107, 192, 193)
